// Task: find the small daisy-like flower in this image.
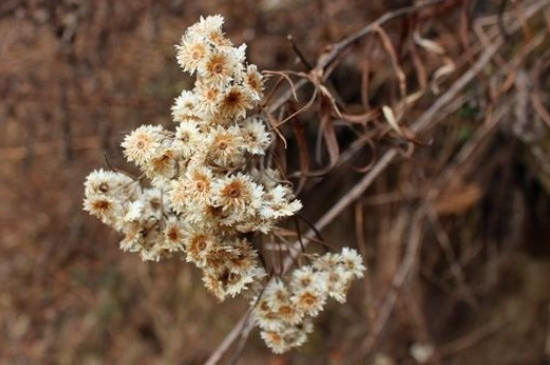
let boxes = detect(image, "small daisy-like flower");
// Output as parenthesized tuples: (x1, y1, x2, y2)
(260, 330, 291, 354)
(202, 268, 227, 301)
(204, 244, 238, 269)
(202, 264, 256, 301)
(141, 188, 163, 220)
(199, 48, 241, 86)
(121, 125, 164, 166)
(264, 280, 290, 304)
(193, 204, 225, 230)
(171, 90, 202, 122)
(84, 169, 136, 198)
(145, 145, 178, 179)
(176, 37, 211, 74)
(185, 164, 214, 205)
(276, 300, 304, 325)
(185, 231, 217, 268)
(325, 267, 353, 303)
(291, 286, 327, 317)
(226, 238, 259, 275)
(186, 15, 225, 41)
(339, 247, 366, 279)
(290, 266, 324, 292)
(284, 319, 314, 349)
(194, 82, 222, 117)
(168, 178, 189, 214)
(244, 64, 264, 98)
(162, 218, 186, 252)
(83, 195, 123, 229)
(252, 296, 282, 330)
(223, 268, 256, 298)
(312, 252, 340, 272)
(212, 173, 264, 224)
(261, 185, 302, 220)
(241, 118, 272, 155)
(124, 200, 145, 222)
(218, 84, 255, 120)
(264, 281, 304, 325)
(119, 222, 143, 252)
(206, 126, 245, 168)
(172, 122, 202, 160)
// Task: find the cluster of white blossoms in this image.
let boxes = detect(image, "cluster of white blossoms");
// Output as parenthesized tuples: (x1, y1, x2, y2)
(254, 248, 365, 353)
(83, 15, 365, 354)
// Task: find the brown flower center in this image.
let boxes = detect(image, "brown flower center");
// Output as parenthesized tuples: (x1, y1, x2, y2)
(167, 227, 179, 241)
(301, 292, 316, 306)
(99, 183, 109, 193)
(217, 140, 228, 150)
(213, 62, 224, 74)
(93, 199, 111, 211)
(228, 186, 241, 198)
(224, 90, 240, 106)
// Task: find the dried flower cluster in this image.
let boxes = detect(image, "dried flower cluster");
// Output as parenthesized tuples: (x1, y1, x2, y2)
(83, 15, 365, 354)
(253, 248, 365, 353)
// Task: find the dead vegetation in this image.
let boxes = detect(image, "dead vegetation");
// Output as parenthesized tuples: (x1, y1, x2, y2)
(2, 0, 550, 364)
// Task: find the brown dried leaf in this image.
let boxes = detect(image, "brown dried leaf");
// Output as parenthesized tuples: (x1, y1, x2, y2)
(433, 183, 483, 216)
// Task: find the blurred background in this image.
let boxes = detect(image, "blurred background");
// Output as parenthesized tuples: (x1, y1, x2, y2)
(2, 0, 550, 364)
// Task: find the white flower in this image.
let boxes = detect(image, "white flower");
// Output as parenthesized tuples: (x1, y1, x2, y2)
(194, 81, 222, 117)
(339, 247, 366, 278)
(121, 125, 164, 166)
(186, 15, 225, 42)
(324, 266, 353, 303)
(185, 164, 214, 205)
(162, 218, 186, 252)
(206, 125, 245, 168)
(198, 47, 243, 87)
(83, 194, 127, 231)
(290, 265, 326, 292)
(291, 285, 327, 317)
(174, 122, 202, 159)
(260, 329, 292, 354)
(241, 118, 272, 155)
(217, 84, 255, 120)
(176, 36, 211, 75)
(124, 200, 145, 222)
(261, 185, 302, 219)
(244, 64, 264, 99)
(84, 169, 136, 198)
(171, 90, 202, 122)
(212, 173, 264, 225)
(119, 222, 143, 252)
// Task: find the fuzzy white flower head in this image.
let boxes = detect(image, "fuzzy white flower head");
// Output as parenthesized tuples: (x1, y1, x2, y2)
(212, 173, 264, 225)
(171, 90, 202, 122)
(339, 247, 366, 279)
(241, 118, 272, 155)
(176, 36, 211, 75)
(121, 125, 164, 166)
(83, 195, 124, 229)
(174, 122, 202, 159)
(84, 169, 136, 198)
(198, 47, 244, 87)
(244, 64, 264, 99)
(186, 15, 225, 43)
